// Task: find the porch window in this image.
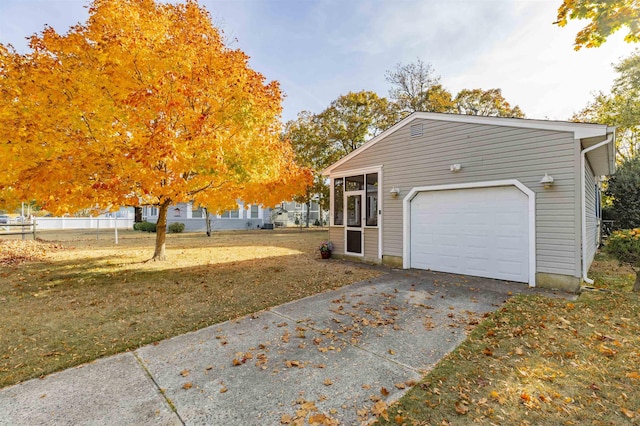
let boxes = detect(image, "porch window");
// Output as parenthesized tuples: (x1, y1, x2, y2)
(333, 178, 344, 225)
(345, 175, 364, 191)
(366, 173, 378, 226)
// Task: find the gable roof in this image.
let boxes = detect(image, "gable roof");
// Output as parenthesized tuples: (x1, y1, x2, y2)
(322, 112, 615, 175)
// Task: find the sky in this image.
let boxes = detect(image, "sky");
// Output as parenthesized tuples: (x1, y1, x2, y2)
(0, 0, 637, 124)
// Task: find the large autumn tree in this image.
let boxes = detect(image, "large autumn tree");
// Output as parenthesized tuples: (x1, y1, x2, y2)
(0, 0, 310, 260)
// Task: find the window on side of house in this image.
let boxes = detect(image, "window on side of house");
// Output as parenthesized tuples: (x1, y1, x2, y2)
(250, 205, 259, 219)
(366, 173, 378, 226)
(333, 178, 344, 225)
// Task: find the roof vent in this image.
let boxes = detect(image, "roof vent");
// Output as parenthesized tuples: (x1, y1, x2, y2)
(410, 123, 423, 137)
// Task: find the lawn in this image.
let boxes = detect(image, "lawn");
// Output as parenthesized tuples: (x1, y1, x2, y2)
(0, 229, 381, 389)
(376, 252, 640, 425)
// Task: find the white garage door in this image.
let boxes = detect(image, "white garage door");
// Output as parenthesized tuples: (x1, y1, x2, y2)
(410, 186, 529, 283)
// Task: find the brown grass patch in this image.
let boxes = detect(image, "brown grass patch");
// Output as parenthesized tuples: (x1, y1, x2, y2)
(0, 229, 380, 388)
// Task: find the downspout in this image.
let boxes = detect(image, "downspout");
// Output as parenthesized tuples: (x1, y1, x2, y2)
(580, 134, 613, 284)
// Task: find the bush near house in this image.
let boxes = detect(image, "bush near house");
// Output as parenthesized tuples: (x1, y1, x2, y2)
(133, 221, 157, 233)
(168, 222, 185, 233)
(605, 228, 640, 292)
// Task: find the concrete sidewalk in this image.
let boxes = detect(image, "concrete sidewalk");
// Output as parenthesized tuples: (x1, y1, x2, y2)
(0, 270, 573, 425)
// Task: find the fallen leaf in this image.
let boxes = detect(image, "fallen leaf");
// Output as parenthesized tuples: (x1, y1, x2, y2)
(381, 387, 390, 396)
(180, 369, 190, 377)
(281, 414, 293, 424)
(395, 382, 406, 389)
(454, 401, 469, 415)
(324, 378, 333, 386)
(621, 408, 635, 418)
(182, 382, 193, 390)
(372, 400, 389, 420)
(220, 386, 228, 393)
(388, 349, 396, 355)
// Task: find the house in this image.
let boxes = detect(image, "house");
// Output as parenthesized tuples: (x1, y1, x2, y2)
(271, 200, 328, 227)
(141, 202, 271, 232)
(322, 112, 616, 292)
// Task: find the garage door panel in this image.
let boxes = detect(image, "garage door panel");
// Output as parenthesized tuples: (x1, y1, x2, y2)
(410, 186, 529, 283)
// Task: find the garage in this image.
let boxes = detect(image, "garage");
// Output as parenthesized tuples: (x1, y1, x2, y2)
(409, 185, 530, 283)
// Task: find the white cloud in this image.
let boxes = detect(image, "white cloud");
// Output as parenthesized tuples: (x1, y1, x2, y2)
(442, 1, 636, 120)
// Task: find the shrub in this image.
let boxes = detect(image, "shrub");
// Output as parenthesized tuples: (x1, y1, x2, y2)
(168, 222, 185, 233)
(314, 219, 321, 226)
(135, 221, 157, 233)
(605, 228, 640, 291)
(605, 156, 640, 229)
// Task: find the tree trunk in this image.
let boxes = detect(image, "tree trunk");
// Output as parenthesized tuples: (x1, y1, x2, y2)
(633, 270, 640, 292)
(306, 200, 311, 228)
(151, 201, 170, 261)
(204, 208, 212, 237)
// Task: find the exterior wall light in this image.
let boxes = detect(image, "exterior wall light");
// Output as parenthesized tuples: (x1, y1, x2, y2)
(390, 187, 400, 198)
(540, 173, 555, 189)
(450, 164, 461, 172)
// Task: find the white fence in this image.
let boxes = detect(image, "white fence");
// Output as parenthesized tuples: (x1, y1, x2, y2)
(34, 217, 134, 230)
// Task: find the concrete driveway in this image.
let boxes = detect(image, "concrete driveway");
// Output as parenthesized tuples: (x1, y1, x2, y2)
(0, 269, 571, 425)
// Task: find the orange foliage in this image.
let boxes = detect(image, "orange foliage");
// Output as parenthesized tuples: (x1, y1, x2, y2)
(0, 0, 310, 216)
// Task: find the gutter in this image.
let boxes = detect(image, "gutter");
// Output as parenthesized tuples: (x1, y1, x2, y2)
(580, 134, 613, 284)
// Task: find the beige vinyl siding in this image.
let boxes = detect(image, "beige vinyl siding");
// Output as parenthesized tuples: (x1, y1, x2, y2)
(584, 160, 598, 269)
(332, 118, 579, 277)
(329, 227, 344, 254)
(364, 227, 379, 262)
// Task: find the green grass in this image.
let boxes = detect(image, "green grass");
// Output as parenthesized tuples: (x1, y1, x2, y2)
(588, 251, 636, 292)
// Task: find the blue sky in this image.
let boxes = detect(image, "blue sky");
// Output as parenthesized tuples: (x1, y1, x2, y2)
(0, 0, 636, 123)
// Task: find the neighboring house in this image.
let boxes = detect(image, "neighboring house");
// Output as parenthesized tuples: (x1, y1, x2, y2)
(322, 112, 616, 292)
(271, 201, 328, 227)
(141, 202, 270, 232)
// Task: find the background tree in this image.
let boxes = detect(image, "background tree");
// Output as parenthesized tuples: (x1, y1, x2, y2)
(284, 111, 331, 227)
(454, 88, 525, 118)
(605, 156, 640, 230)
(284, 92, 399, 227)
(555, 0, 640, 50)
(0, 0, 309, 260)
(317, 90, 399, 157)
(573, 50, 639, 160)
(385, 59, 523, 117)
(385, 59, 454, 115)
